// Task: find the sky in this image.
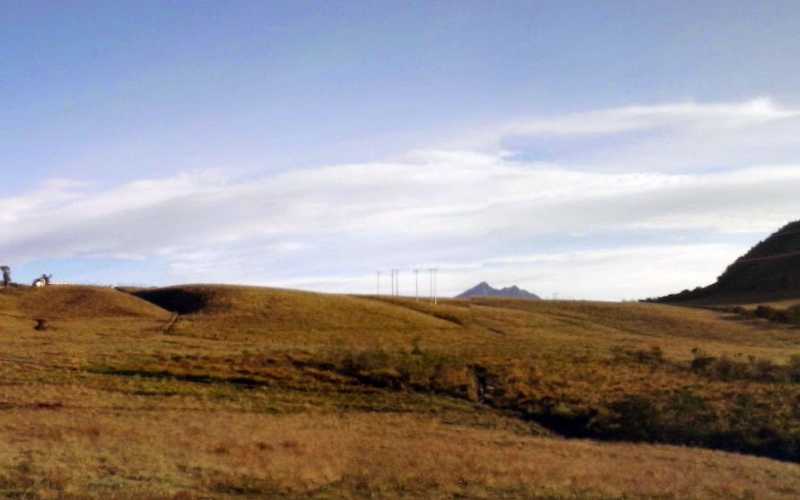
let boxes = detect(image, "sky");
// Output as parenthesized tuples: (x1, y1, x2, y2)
(2, 1, 800, 299)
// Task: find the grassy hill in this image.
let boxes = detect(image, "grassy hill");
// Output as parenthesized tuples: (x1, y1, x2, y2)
(16, 285, 172, 320)
(1, 284, 800, 498)
(655, 220, 800, 305)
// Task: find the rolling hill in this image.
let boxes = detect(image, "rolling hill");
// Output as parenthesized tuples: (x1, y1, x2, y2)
(655, 220, 800, 305)
(1, 284, 800, 497)
(14, 285, 172, 320)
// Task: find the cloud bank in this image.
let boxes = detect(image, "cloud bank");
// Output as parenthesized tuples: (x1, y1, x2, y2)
(5, 98, 800, 299)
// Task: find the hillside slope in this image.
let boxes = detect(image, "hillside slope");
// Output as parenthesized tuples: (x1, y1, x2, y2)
(134, 285, 800, 360)
(2, 284, 800, 497)
(125, 285, 800, 462)
(1, 285, 171, 320)
(656, 220, 800, 304)
(134, 284, 459, 332)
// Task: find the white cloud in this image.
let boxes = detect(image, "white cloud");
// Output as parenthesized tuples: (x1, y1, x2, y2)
(5, 97, 799, 299)
(501, 97, 799, 137)
(1, 152, 798, 299)
(462, 97, 800, 173)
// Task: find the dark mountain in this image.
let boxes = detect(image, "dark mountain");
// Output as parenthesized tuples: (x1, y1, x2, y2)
(457, 281, 541, 300)
(653, 220, 800, 304)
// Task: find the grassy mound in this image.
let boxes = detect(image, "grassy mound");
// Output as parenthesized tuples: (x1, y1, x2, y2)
(133, 285, 459, 331)
(10, 286, 172, 320)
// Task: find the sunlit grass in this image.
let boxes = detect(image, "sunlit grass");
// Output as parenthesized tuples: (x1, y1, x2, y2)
(1, 285, 800, 497)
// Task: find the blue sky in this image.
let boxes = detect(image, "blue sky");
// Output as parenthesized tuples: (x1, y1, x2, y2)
(2, 1, 800, 299)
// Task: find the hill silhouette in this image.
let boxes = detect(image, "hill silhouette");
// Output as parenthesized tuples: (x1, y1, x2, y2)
(654, 220, 800, 304)
(457, 281, 540, 300)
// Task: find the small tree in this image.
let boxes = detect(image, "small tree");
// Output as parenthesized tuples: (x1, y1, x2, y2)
(1, 266, 10, 288)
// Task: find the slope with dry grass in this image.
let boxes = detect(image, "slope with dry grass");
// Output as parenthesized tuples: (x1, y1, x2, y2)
(1, 284, 800, 498)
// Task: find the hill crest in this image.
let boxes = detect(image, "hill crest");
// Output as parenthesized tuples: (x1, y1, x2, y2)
(4, 285, 172, 320)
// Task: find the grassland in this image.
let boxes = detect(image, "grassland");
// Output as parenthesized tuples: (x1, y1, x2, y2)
(1, 285, 800, 498)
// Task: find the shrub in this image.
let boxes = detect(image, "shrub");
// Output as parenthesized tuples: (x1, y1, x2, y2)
(731, 306, 755, 319)
(754, 305, 777, 320)
(788, 306, 800, 325)
(748, 358, 785, 383)
(610, 345, 665, 366)
(411, 336, 424, 355)
(604, 395, 660, 441)
(685, 349, 798, 383)
(753, 305, 795, 323)
(337, 349, 472, 395)
(690, 348, 716, 372)
(789, 355, 800, 382)
(661, 389, 715, 443)
(708, 356, 742, 381)
(643, 346, 664, 363)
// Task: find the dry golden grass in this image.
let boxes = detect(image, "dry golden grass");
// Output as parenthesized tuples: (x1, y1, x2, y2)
(1, 284, 800, 498)
(1, 411, 798, 499)
(11, 286, 171, 320)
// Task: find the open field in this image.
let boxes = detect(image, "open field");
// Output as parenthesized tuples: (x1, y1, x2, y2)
(2, 285, 800, 498)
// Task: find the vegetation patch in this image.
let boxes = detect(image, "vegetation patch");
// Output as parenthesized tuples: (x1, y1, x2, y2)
(4, 285, 800, 496)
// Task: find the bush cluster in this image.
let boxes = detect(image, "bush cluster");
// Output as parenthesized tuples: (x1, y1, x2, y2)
(610, 346, 665, 365)
(731, 304, 800, 325)
(593, 390, 800, 461)
(689, 348, 800, 383)
(328, 345, 800, 463)
(336, 349, 481, 401)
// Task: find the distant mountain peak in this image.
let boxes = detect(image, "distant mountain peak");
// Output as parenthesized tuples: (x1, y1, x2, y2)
(457, 282, 540, 300)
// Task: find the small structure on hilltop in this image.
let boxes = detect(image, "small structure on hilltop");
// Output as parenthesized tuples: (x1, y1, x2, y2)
(32, 274, 52, 288)
(1, 266, 11, 288)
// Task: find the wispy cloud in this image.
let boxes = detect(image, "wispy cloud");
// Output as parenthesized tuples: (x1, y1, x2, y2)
(461, 97, 800, 173)
(503, 97, 799, 137)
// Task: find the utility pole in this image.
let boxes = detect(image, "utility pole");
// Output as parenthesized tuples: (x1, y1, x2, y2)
(414, 269, 420, 301)
(433, 268, 438, 305)
(428, 268, 439, 304)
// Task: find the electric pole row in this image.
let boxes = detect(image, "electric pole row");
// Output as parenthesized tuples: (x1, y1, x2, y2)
(376, 268, 438, 304)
